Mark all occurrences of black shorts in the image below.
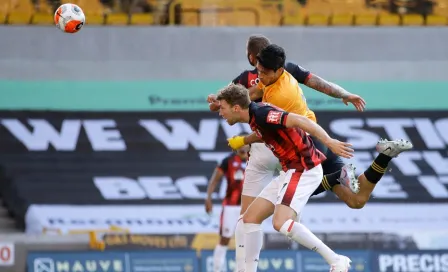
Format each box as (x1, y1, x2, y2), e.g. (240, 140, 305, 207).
(310, 136, 345, 175)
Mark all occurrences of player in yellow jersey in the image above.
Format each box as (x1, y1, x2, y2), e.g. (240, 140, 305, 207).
(226, 44, 413, 272)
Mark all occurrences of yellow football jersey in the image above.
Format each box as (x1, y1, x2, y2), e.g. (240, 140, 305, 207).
(258, 71, 316, 122)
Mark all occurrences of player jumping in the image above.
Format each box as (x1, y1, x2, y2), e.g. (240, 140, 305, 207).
(205, 144, 250, 272)
(208, 40, 413, 271)
(216, 83, 355, 272)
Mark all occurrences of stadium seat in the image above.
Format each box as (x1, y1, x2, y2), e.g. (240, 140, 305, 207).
(130, 13, 154, 25)
(302, 1, 330, 26)
(402, 14, 424, 26)
(105, 13, 129, 25)
(32, 13, 53, 25)
(280, 0, 304, 25)
(7, 0, 33, 24)
(378, 13, 400, 25)
(61, 0, 106, 24)
(426, 0, 448, 25)
(0, 2, 7, 24)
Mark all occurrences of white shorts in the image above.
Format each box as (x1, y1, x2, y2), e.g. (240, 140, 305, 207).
(258, 165, 323, 214)
(242, 143, 281, 197)
(219, 205, 241, 238)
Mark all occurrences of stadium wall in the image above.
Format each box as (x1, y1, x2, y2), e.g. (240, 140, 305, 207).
(0, 26, 447, 81)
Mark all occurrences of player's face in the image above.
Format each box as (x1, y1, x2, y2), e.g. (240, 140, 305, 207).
(246, 51, 255, 67)
(218, 100, 239, 125)
(256, 62, 277, 86)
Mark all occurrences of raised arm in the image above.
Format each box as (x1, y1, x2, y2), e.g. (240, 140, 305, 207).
(284, 113, 354, 158)
(285, 62, 366, 112)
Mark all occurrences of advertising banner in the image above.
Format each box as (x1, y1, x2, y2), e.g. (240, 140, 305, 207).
(27, 250, 199, 272)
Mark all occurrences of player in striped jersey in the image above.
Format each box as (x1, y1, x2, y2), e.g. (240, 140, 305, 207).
(216, 84, 354, 272)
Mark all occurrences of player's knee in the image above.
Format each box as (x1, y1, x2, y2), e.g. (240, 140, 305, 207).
(272, 218, 286, 232)
(347, 198, 367, 209)
(242, 212, 257, 224)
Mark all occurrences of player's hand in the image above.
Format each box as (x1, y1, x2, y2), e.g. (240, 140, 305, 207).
(227, 136, 245, 150)
(342, 94, 366, 112)
(205, 198, 213, 214)
(207, 94, 220, 112)
(326, 139, 354, 159)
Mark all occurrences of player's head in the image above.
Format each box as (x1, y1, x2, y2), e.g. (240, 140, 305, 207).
(256, 44, 286, 86)
(246, 35, 271, 67)
(216, 84, 251, 125)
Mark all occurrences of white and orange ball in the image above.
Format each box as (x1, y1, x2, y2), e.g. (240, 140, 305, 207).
(54, 3, 85, 34)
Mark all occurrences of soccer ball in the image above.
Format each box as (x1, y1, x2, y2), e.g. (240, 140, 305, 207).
(54, 3, 85, 34)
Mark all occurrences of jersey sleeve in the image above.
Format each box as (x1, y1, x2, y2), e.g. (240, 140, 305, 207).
(218, 156, 230, 173)
(254, 106, 289, 130)
(285, 62, 312, 84)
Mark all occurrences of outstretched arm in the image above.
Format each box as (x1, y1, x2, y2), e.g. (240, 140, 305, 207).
(284, 113, 354, 158)
(285, 62, 366, 111)
(305, 74, 366, 112)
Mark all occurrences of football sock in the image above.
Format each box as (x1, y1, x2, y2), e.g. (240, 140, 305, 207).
(213, 244, 228, 272)
(244, 223, 263, 272)
(364, 153, 391, 184)
(280, 219, 338, 265)
(235, 215, 245, 272)
(312, 170, 342, 195)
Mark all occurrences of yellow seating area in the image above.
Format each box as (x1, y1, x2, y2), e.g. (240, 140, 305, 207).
(168, 0, 448, 26)
(1, 0, 447, 26)
(0, 0, 154, 25)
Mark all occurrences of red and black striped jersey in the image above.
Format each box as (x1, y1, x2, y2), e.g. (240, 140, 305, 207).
(248, 102, 326, 172)
(218, 153, 247, 205)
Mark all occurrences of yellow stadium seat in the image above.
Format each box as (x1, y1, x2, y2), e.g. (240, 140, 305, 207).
(7, 0, 33, 24)
(402, 14, 424, 26)
(426, 0, 448, 26)
(378, 13, 400, 25)
(0, 12, 6, 24)
(85, 14, 105, 25)
(7, 12, 31, 24)
(305, 14, 329, 26)
(32, 12, 53, 25)
(426, 14, 447, 25)
(282, 15, 304, 25)
(354, 12, 378, 26)
(105, 13, 129, 25)
(130, 13, 154, 25)
(331, 14, 354, 26)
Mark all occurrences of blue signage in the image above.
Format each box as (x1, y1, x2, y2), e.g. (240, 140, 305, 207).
(27, 250, 199, 272)
(200, 250, 299, 272)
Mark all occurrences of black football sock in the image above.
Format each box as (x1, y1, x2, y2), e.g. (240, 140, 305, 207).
(311, 170, 342, 195)
(363, 153, 392, 184)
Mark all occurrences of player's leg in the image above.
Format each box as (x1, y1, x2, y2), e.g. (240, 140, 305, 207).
(214, 207, 231, 272)
(213, 205, 241, 272)
(242, 173, 281, 272)
(334, 138, 413, 208)
(235, 143, 279, 272)
(310, 136, 359, 195)
(271, 166, 351, 272)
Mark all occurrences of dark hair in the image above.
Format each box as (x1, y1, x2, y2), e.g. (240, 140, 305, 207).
(216, 84, 251, 109)
(256, 44, 286, 71)
(247, 35, 271, 56)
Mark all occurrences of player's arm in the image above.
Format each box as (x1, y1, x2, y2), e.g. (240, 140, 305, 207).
(227, 132, 261, 150)
(249, 85, 263, 101)
(283, 112, 354, 158)
(244, 132, 263, 144)
(286, 62, 366, 111)
(205, 165, 225, 214)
